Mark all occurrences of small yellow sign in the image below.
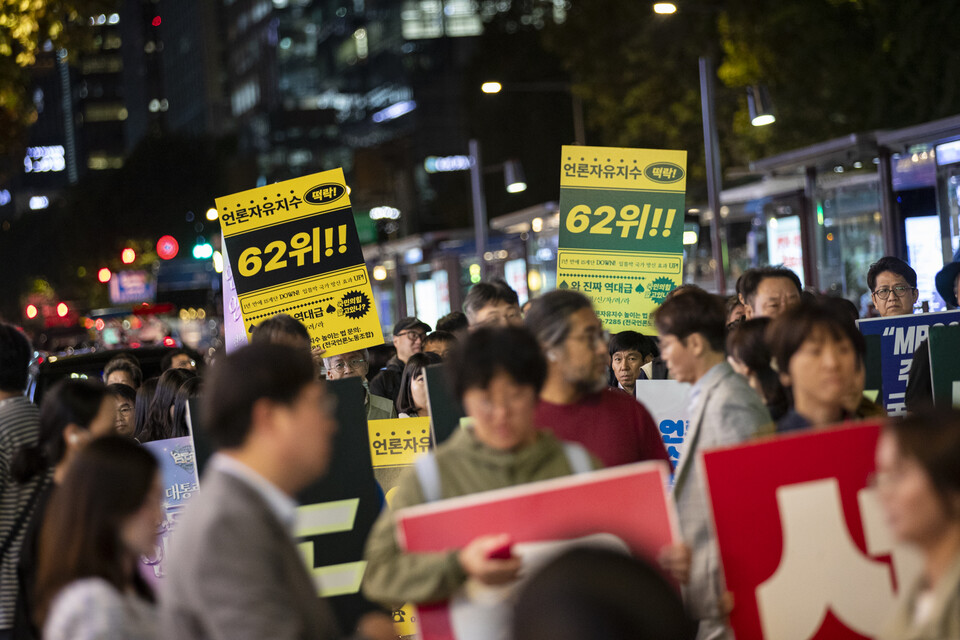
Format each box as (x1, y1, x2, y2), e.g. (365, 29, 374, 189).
(367, 417, 432, 469)
(216, 168, 383, 355)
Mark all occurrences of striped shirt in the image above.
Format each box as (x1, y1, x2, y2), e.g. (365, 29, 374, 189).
(0, 395, 41, 630)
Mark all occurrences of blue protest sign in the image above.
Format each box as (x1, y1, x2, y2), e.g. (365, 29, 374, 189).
(857, 310, 960, 415)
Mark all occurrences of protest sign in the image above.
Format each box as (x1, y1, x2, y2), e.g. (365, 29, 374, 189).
(702, 422, 923, 640)
(424, 363, 464, 445)
(857, 309, 960, 415)
(215, 168, 382, 356)
(220, 238, 248, 353)
(635, 380, 690, 468)
(397, 461, 678, 640)
(367, 416, 433, 638)
(140, 436, 200, 587)
(929, 323, 960, 407)
(556, 146, 687, 333)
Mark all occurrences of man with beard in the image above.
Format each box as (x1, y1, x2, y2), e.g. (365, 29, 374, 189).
(525, 291, 669, 468)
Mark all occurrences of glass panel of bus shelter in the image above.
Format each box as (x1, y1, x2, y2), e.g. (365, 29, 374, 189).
(815, 176, 884, 313)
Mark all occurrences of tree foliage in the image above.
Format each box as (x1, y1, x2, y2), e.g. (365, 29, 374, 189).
(544, 0, 960, 193)
(0, 0, 118, 157)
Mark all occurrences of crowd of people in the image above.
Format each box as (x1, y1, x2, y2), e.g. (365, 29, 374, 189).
(0, 257, 958, 640)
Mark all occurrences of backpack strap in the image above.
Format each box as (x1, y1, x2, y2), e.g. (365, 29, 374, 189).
(414, 453, 443, 503)
(562, 442, 593, 475)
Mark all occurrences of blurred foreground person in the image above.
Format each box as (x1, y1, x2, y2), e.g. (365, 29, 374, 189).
(323, 350, 396, 420)
(526, 291, 669, 468)
(362, 327, 598, 610)
(35, 436, 161, 640)
(876, 409, 960, 640)
(653, 288, 772, 640)
(512, 547, 696, 640)
(767, 299, 862, 432)
(12, 380, 116, 640)
(0, 324, 39, 640)
(161, 343, 393, 640)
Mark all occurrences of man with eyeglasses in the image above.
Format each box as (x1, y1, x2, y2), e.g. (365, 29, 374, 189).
(369, 317, 431, 404)
(525, 290, 669, 469)
(867, 257, 919, 318)
(323, 350, 397, 420)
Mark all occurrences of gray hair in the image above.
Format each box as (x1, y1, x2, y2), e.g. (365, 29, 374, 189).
(523, 290, 593, 349)
(322, 348, 370, 369)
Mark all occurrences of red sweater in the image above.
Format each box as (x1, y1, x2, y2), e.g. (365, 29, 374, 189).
(535, 387, 671, 469)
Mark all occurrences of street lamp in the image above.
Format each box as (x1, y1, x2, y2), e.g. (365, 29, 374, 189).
(653, 3, 677, 14)
(747, 85, 776, 126)
(469, 139, 528, 278)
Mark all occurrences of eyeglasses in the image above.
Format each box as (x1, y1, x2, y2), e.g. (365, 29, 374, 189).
(330, 358, 367, 372)
(397, 331, 426, 343)
(873, 285, 915, 300)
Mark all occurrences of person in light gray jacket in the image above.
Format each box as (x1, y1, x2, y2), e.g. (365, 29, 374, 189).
(653, 289, 773, 640)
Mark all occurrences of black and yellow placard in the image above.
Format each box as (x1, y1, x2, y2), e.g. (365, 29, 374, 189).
(557, 146, 687, 334)
(216, 169, 383, 355)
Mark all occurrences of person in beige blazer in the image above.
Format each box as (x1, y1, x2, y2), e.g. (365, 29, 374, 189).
(653, 289, 773, 640)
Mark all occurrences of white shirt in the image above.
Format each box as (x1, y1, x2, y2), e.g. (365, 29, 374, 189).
(208, 454, 298, 536)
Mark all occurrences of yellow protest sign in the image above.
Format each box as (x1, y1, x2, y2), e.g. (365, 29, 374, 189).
(557, 146, 687, 334)
(216, 169, 382, 355)
(367, 416, 432, 639)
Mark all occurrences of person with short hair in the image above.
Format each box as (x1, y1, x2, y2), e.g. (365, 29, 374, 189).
(737, 266, 802, 319)
(362, 327, 599, 610)
(876, 408, 960, 640)
(103, 356, 142, 389)
(463, 280, 523, 329)
(868, 256, 919, 318)
(369, 317, 431, 403)
(607, 331, 657, 396)
(323, 350, 396, 420)
(251, 314, 311, 350)
(161, 343, 393, 640)
(653, 288, 772, 639)
(161, 349, 197, 372)
(106, 383, 137, 438)
(35, 436, 161, 640)
(512, 547, 697, 640)
(423, 331, 457, 360)
(435, 311, 469, 341)
(525, 291, 669, 468)
(0, 324, 41, 639)
(767, 298, 863, 431)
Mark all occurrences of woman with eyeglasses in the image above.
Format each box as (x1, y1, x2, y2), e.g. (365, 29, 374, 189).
(876, 408, 960, 640)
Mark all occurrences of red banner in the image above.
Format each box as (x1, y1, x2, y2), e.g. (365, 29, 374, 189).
(397, 461, 678, 640)
(702, 421, 922, 640)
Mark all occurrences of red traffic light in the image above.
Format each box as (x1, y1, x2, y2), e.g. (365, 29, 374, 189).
(98, 267, 112, 283)
(25, 304, 38, 319)
(157, 235, 179, 260)
(151, 15, 161, 26)
(121, 248, 136, 264)
(56, 302, 69, 318)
